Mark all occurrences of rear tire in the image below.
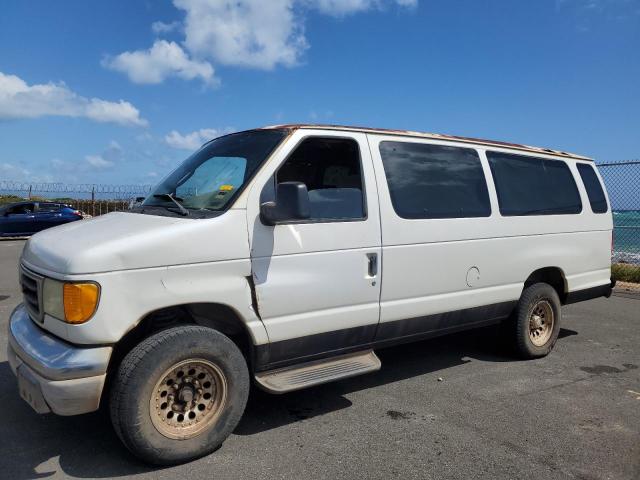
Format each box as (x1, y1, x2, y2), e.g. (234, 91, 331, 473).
(109, 326, 249, 465)
(509, 282, 561, 359)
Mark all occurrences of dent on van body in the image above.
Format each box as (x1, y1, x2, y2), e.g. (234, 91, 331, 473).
(25, 209, 270, 346)
(245, 129, 383, 359)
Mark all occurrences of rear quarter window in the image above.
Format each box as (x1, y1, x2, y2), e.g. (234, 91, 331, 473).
(37, 203, 62, 212)
(487, 152, 582, 216)
(576, 163, 608, 213)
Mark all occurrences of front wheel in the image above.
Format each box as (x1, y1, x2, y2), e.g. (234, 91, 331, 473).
(509, 282, 562, 359)
(109, 326, 249, 465)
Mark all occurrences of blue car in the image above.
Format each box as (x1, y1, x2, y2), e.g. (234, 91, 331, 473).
(0, 201, 83, 237)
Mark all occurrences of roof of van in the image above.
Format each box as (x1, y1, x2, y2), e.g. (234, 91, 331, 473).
(261, 124, 592, 161)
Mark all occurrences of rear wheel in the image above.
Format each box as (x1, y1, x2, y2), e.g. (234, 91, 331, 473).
(110, 326, 249, 465)
(510, 282, 561, 359)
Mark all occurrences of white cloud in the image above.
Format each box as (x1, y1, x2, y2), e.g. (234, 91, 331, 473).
(50, 141, 124, 174)
(107, 0, 417, 83)
(395, 0, 417, 7)
(85, 154, 115, 169)
(174, 0, 416, 69)
(0, 71, 147, 127)
(151, 20, 181, 34)
(102, 40, 217, 86)
(0, 162, 30, 181)
(175, 0, 306, 70)
(165, 127, 233, 150)
(309, 0, 417, 16)
(84, 140, 125, 169)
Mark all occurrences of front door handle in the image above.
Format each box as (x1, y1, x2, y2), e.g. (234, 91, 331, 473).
(367, 253, 378, 277)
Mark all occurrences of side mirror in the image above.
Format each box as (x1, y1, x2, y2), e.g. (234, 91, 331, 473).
(260, 181, 310, 226)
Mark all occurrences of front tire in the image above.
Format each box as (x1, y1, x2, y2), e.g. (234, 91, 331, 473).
(109, 326, 249, 465)
(510, 282, 562, 359)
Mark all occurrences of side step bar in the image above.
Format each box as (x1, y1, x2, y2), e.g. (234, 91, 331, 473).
(255, 350, 381, 394)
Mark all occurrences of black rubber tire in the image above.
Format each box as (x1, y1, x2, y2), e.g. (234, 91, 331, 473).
(109, 326, 249, 465)
(511, 282, 562, 359)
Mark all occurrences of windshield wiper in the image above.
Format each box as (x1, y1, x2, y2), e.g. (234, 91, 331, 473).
(152, 193, 189, 216)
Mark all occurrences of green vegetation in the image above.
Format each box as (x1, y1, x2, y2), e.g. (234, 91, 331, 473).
(0, 194, 27, 205)
(612, 263, 640, 284)
(0, 195, 86, 206)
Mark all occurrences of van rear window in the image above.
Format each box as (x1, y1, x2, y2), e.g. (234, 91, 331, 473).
(576, 163, 608, 213)
(379, 141, 491, 219)
(487, 152, 582, 216)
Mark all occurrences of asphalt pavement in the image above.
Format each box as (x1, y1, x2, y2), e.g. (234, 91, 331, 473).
(0, 239, 638, 479)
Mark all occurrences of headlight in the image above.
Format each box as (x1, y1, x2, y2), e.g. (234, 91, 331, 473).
(43, 278, 100, 324)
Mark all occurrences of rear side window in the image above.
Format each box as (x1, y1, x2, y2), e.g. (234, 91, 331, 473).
(379, 141, 491, 219)
(37, 203, 62, 212)
(576, 163, 608, 213)
(487, 152, 582, 216)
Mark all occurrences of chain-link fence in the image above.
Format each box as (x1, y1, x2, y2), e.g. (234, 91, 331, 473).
(598, 161, 640, 284)
(0, 181, 151, 217)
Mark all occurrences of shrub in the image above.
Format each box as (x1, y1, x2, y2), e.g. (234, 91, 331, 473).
(612, 263, 640, 284)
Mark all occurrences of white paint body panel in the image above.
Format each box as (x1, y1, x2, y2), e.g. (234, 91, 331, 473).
(367, 134, 612, 327)
(246, 130, 382, 342)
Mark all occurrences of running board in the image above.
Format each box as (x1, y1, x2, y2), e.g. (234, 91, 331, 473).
(255, 350, 381, 394)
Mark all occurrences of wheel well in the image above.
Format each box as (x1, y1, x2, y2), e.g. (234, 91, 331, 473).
(109, 303, 255, 375)
(524, 267, 567, 303)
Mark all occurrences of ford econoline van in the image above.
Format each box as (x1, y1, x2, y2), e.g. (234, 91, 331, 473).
(7, 125, 614, 464)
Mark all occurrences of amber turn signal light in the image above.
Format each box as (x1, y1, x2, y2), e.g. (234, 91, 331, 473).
(63, 283, 100, 324)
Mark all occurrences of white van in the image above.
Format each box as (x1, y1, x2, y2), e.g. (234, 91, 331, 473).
(8, 125, 614, 464)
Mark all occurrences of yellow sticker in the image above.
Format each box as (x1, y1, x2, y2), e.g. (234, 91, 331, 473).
(219, 185, 234, 191)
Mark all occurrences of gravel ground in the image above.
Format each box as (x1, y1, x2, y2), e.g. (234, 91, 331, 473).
(0, 240, 638, 479)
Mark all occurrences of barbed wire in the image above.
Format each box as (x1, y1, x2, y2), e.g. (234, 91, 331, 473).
(0, 181, 152, 195)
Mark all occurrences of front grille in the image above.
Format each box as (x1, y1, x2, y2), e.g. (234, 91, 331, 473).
(20, 266, 44, 323)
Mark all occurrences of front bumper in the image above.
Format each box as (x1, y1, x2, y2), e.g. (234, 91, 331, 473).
(7, 304, 112, 416)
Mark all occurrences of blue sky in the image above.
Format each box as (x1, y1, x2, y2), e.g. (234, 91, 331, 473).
(1, 0, 639, 186)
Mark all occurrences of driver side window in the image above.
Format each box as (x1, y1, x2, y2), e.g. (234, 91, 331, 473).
(262, 137, 366, 221)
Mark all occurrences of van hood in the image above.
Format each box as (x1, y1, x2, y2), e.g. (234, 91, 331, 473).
(21, 211, 250, 275)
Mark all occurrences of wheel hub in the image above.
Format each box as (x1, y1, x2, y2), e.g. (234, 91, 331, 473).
(178, 384, 195, 403)
(149, 359, 227, 440)
(528, 300, 554, 347)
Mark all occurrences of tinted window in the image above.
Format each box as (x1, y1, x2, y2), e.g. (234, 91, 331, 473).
(38, 203, 63, 213)
(267, 137, 365, 221)
(379, 141, 491, 219)
(577, 163, 608, 213)
(487, 152, 582, 216)
(6, 203, 35, 214)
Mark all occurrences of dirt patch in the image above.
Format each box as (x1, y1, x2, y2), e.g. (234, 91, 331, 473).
(386, 410, 415, 420)
(615, 281, 640, 292)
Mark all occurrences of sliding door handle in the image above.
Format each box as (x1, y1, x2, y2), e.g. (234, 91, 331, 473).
(367, 253, 378, 277)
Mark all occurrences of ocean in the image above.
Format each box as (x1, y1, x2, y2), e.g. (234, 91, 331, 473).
(613, 210, 640, 264)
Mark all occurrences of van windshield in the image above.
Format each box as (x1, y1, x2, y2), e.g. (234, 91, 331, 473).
(143, 129, 287, 214)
